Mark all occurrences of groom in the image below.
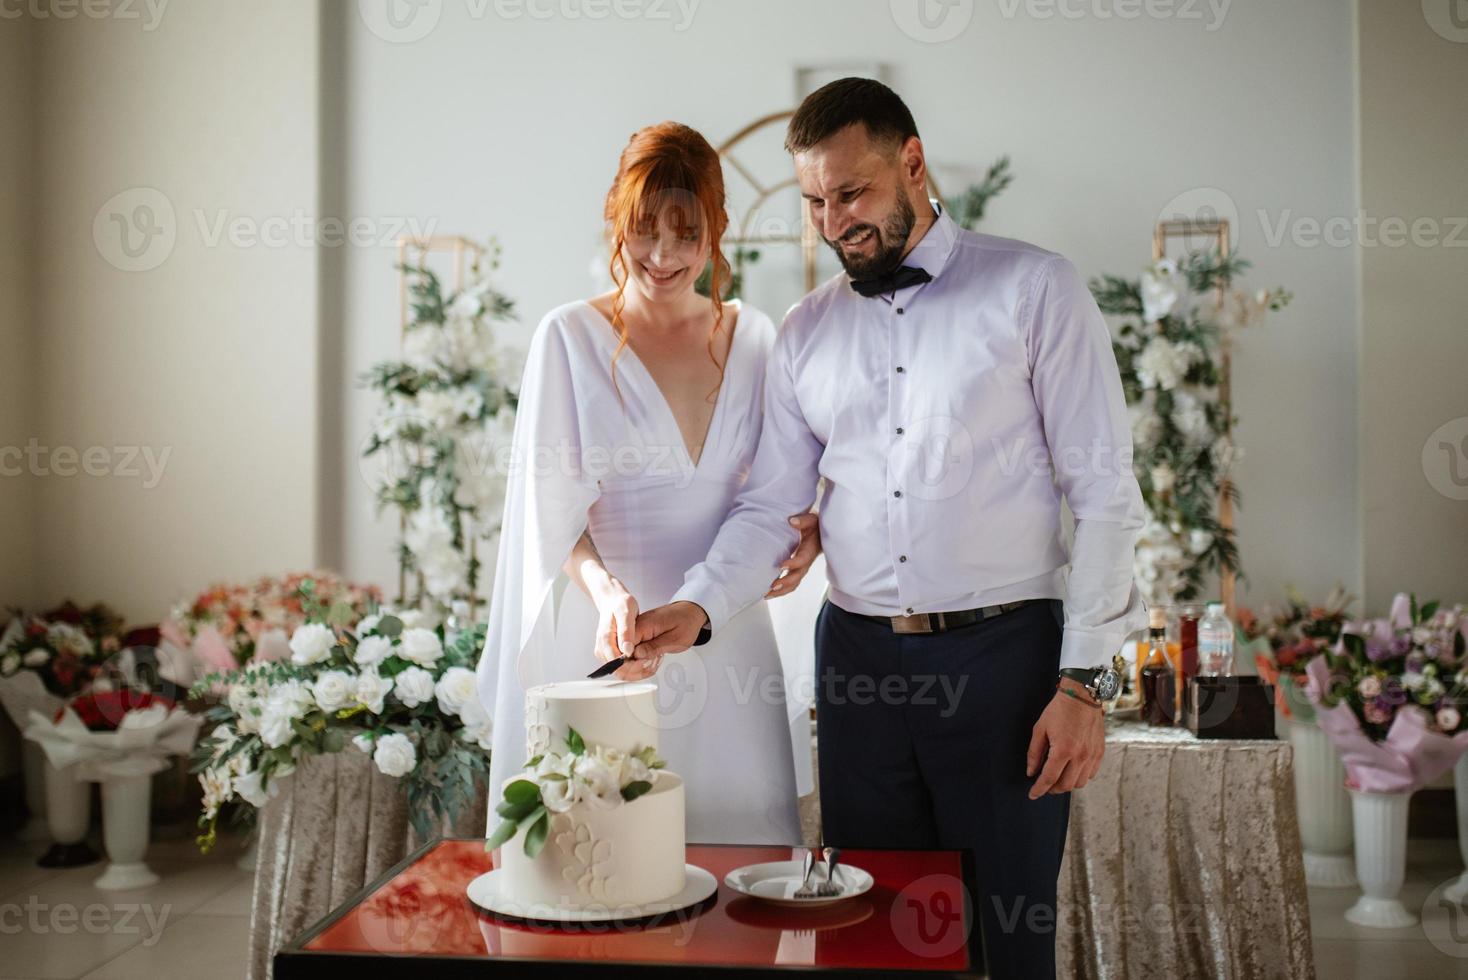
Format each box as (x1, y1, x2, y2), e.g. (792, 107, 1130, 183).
(635, 78, 1146, 979)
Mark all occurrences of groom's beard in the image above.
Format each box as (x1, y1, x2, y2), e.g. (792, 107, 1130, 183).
(824, 192, 917, 280)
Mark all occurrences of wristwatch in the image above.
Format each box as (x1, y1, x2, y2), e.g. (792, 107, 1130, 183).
(1059, 654, 1127, 702)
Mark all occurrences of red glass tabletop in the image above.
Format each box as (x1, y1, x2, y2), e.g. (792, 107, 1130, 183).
(278, 838, 979, 978)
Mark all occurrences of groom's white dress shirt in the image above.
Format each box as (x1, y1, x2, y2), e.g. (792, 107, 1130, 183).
(672, 203, 1148, 670)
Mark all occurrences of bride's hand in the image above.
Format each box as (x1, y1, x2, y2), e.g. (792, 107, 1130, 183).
(592, 582, 659, 681)
(765, 511, 822, 599)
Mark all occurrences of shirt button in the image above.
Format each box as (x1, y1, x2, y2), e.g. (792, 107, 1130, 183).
(906, 607, 914, 615)
(896, 307, 905, 315)
(899, 555, 908, 563)
(895, 427, 905, 436)
(892, 490, 902, 498)
(895, 366, 905, 373)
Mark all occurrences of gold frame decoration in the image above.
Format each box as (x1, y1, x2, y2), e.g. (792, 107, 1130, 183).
(1151, 218, 1237, 617)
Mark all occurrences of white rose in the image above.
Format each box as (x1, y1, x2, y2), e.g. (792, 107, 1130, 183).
(573, 752, 623, 810)
(257, 704, 296, 749)
(352, 732, 374, 754)
(355, 614, 382, 637)
(0, 652, 18, 675)
(373, 732, 417, 778)
(1136, 336, 1191, 391)
(1187, 528, 1214, 555)
(1150, 464, 1177, 494)
(435, 666, 478, 716)
(234, 768, 278, 808)
(289, 623, 336, 665)
(394, 667, 436, 708)
(310, 670, 356, 713)
(354, 634, 394, 668)
(399, 628, 443, 668)
(23, 649, 49, 668)
(355, 669, 394, 714)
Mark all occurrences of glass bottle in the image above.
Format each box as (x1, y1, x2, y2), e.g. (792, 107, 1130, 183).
(1198, 602, 1235, 677)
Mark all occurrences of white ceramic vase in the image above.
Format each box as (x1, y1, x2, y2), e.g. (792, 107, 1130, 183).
(1286, 718, 1356, 887)
(42, 758, 90, 846)
(1442, 753, 1468, 902)
(1345, 788, 1416, 928)
(21, 742, 51, 841)
(94, 773, 160, 890)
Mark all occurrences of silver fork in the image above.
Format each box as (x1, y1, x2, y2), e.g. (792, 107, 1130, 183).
(792, 849, 819, 899)
(816, 846, 844, 897)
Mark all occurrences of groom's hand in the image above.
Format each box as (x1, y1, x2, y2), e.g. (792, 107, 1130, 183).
(632, 601, 708, 660)
(1025, 678, 1106, 799)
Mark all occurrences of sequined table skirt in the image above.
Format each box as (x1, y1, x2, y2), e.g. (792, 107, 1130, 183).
(1057, 720, 1314, 979)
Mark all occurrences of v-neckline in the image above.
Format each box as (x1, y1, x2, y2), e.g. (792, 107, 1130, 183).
(577, 298, 742, 474)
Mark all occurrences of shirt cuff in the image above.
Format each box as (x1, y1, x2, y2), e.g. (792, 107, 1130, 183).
(670, 577, 734, 636)
(1058, 627, 1140, 672)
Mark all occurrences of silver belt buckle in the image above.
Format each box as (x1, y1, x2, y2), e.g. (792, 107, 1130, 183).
(891, 612, 934, 634)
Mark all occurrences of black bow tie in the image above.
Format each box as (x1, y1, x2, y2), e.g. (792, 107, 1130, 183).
(849, 265, 933, 298)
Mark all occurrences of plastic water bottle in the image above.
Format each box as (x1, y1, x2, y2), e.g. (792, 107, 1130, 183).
(1197, 602, 1234, 676)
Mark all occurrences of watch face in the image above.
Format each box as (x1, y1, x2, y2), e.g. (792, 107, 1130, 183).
(1093, 669, 1122, 701)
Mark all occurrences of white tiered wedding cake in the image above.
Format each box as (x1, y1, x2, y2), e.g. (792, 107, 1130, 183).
(490, 680, 687, 911)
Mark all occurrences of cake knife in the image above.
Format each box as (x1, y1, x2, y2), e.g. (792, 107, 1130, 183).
(586, 624, 713, 678)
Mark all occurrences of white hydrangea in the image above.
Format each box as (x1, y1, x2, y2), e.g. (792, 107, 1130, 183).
(1135, 336, 1191, 391)
(1170, 389, 1213, 446)
(1140, 258, 1182, 324)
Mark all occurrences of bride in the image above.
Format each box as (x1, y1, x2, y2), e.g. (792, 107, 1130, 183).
(476, 122, 821, 845)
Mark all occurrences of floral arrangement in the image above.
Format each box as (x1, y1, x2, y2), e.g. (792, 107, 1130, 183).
(361, 245, 520, 611)
(65, 689, 176, 732)
(162, 571, 381, 673)
(486, 727, 666, 857)
(190, 583, 491, 849)
(0, 605, 121, 698)
(1090, 251, 1291, 605)
(1242, 584, 1355, 679)
(1303, 593, 1468, 793)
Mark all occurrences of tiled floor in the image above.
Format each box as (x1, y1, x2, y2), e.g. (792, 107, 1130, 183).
(4, 829, 1468, 977)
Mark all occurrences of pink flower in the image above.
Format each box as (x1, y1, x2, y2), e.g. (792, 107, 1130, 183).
(1358, 676, 1382, 698)
(1363, 701, 1393, 725)
(1438, 707, 1462, 732)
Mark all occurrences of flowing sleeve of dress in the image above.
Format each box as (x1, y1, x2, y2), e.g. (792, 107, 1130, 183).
(476, 312, 601, 795)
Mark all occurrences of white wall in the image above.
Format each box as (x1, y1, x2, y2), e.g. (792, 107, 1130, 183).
(1357, 0, 1468, 610)
(326, 0, 1363, 612)
(19, 0, 1459, 627)
(25, 1, 321, 618)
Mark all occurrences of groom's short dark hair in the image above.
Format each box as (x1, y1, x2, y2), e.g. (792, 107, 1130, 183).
(785, 77, 919, 156)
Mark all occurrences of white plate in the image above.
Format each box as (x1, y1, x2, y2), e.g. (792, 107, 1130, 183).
(466, 864, 717, 924)
(723, 860, 874, 909)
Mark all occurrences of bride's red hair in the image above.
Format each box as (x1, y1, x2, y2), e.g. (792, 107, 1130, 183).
(604, 122, 731, 402)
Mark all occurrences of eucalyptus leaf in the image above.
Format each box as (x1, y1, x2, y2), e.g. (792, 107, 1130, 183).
(503, 779, 541, 806)
(620, 780, 653, 802)
(523, 809, 550, 858)
(485, 817, 519, 851)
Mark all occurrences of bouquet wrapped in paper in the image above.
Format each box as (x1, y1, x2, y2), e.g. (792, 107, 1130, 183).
(1304, 593, 1468, 792)
(1244, 584, 1354, 720)
(25, 691, 203, 780)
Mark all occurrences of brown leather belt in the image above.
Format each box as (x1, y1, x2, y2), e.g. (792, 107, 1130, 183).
(853, 599, 1040, 635)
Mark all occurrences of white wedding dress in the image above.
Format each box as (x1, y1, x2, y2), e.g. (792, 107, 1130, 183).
(476, 298, 813, 846)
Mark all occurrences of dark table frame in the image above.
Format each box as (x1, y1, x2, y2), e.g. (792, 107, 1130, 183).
(275, 838, 986, 979)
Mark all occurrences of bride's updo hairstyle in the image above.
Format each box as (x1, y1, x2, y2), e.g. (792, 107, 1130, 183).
(603, 122, 731, 402)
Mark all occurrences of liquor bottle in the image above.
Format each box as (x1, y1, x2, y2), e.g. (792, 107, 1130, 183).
(1177, 603, 1202, 717)
(1141, 608, 1173, 726)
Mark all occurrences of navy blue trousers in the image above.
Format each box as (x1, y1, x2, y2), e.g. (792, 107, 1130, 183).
(815, 598, 1070, 980)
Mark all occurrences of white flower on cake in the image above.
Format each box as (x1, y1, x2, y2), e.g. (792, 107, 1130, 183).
(373, 732, 417, 777)
(394, 666, 436, 708)
(289, 623, 336, 665)
(486, 725, 667, 858)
